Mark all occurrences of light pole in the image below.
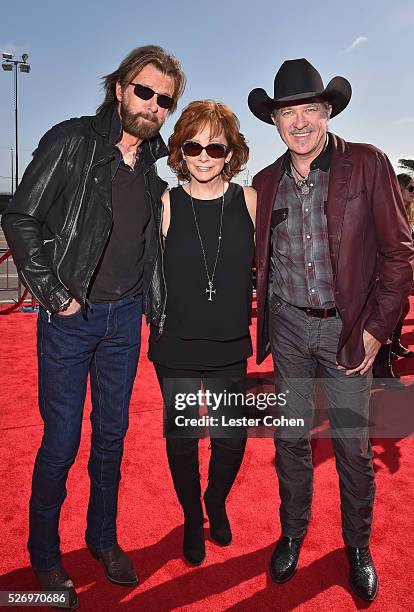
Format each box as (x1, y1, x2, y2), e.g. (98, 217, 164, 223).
(2, 52, 31, 194)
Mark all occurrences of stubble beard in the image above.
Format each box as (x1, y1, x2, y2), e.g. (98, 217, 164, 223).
(120, 99, 163, 141)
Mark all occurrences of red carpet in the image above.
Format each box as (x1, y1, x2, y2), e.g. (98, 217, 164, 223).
(1, 300, 414, 611)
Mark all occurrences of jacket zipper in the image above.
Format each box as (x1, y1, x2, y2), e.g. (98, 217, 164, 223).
(55, 141, 97, 293)
(81, 221, 111, 305)
(158, 195, 167, 335)
(144, 171, 167, 335)
(143, 168, 156, 307)
(80, 153, 119, 304)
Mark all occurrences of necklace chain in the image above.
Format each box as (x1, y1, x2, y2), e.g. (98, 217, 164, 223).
(290, 160, 308, 180)
(290, 161, 310, 196)
(189, 184, 225, 301)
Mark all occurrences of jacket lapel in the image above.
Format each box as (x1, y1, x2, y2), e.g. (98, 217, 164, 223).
(256, 159, 283, 272)
(326, 134, 353, 280)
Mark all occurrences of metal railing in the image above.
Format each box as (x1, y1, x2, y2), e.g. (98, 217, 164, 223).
(0, 248, 17, 292)
(0, 247, 35, 313)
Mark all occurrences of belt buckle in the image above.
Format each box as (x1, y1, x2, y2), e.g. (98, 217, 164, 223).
(305, 307, 312, 317)
(323, 309, 328, 319)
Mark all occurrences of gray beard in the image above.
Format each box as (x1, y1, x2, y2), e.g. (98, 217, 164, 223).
(120, 101, 162, 140)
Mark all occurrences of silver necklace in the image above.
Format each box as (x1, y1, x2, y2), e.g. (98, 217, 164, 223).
(291, 161, 309, 195)
(189, 184, 225, 301)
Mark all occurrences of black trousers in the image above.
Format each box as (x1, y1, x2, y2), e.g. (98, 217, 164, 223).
(153, 361, 247, 524)
(268, 295, 375, 548)
(154, 361, 248, 450)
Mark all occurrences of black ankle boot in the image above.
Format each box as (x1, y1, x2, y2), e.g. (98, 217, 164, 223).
(204, 440, 246, 546)
(183, 520, 205, 565)
(347, 546, 378, 601)
(391, 321, 414, 358)
(372, 344, 404, 390)
(166, 443, 205, 565)
(269, 536, 304, 583)
(204, 489, 232, 546)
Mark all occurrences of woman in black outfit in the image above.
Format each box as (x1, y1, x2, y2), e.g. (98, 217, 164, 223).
(148, 100, 256, 565)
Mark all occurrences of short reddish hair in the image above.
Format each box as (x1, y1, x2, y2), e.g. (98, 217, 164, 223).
(168, 100, 249, 181)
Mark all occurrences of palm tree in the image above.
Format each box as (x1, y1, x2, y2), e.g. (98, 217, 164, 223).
(398, 158, 414, 173)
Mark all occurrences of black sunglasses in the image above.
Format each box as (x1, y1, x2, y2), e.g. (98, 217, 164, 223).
(407, 186, 414, 193)
(182, 141, 228, 159)
(130, 83, 173, 110)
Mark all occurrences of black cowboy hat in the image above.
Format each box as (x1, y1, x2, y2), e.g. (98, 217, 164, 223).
(248, 58, 352, 124)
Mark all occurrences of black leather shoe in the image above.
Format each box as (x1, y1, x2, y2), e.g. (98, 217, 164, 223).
(183, 521, 205, 565)
(35, 567, 79, 609)
(269, 536, 303, 583)
(372, 376, 405, 390)
(88, 544, 138, 586)
(347, 546, 378, 601)
(204, 494, 232, 546)
(391, 343, 414, 358)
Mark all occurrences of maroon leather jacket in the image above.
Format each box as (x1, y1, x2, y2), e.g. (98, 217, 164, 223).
(253, 133, 414, 368)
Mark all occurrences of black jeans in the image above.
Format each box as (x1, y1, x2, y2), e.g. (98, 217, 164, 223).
(268, 294, 375, 548)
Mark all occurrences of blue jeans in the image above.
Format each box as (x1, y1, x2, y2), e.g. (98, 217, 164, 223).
(28, 295, 142, 571)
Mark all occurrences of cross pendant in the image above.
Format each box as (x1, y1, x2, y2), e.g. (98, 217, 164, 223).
(206, 281, 216, 301)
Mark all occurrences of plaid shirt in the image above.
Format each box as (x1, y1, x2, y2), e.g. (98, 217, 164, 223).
(270, 138, 335, 308)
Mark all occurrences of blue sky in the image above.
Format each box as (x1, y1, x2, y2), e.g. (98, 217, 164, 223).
(1, 0, 413, 193)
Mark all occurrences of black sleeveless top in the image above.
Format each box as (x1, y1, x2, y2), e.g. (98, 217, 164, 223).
(148, 182, 254, 368)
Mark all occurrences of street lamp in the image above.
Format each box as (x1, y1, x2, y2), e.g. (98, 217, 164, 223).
(2, 51, 31, 194)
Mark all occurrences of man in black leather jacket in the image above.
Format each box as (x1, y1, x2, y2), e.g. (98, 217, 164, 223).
(2, 45, 185, 608)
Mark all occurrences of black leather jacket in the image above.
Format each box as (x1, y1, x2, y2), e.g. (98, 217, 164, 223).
(1, 104, 167, 325)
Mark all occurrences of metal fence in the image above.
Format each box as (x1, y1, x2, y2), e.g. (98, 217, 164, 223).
(0, 221, 31, 305)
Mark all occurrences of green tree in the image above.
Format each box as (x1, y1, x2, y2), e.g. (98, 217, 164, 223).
(398, 158, 414, 173)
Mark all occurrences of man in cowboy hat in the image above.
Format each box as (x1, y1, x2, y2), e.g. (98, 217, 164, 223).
(248, 58, 413, 601)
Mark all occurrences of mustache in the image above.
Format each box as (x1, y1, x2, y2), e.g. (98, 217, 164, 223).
(289, 128, 315, 135)
(132, 111, 159, 124)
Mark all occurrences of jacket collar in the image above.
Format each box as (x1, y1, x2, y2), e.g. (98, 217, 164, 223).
(253, 131, 352, 280)
(92, 103, 169, 168)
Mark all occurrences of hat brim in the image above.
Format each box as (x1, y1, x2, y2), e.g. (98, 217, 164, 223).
(248, 76, 352, 124)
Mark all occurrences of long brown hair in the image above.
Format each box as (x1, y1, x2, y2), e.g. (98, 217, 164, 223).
(97, 45, 186, 114)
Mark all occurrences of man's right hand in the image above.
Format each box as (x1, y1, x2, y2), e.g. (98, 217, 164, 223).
(56, 298, 81, 316)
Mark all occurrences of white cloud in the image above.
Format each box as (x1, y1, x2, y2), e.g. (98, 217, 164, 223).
(345, 36, 368, 53)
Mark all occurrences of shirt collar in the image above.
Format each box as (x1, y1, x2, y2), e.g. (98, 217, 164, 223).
(282, 132, 332, 176)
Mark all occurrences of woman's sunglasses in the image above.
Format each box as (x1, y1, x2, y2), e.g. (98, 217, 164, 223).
(130, 83, 173, 110)
(407, 186, 414, 193)
(181, 141, 228, 159)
